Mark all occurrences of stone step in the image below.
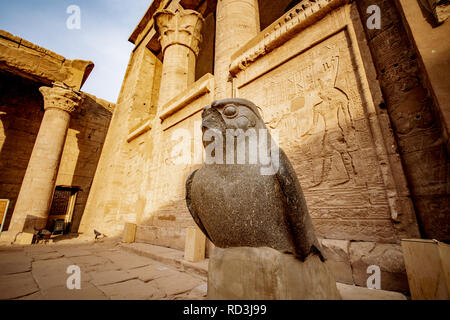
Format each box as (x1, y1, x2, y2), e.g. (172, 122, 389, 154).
(336, 283, 407, 300)
(119, 242, 208, 279)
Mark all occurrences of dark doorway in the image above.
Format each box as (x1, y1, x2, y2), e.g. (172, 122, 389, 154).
(48, 186, 78, 233)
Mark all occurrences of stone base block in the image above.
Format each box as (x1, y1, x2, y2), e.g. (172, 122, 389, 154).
(122, 223, 137, 243)
(0, 231, 15, 245)
(208, 247, 341, 300)
(15, 232, 34, 245)
(0, 231, 34, 245)
(184, 226, 206, 262)
(402, 239, 450, 300)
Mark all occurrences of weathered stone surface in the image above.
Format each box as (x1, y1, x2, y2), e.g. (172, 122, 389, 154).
(155, 7, 204, 106)
(320, 239, 353, 285)
(55, 247, 92, 258)
(68, 255, 110, 268)
(99, 279, 165, 300)
(336, 283, 407, 300)
(401, 239, 450, 300)
(7, 84, 82, 234)
(29, 252, 64, 261)
(349, 242, 409, 293)
(208, 247, 341, 300)
(31, 257, 76, 290)
(0, 29, 93, 90)
(0, 272, 39, 299)
(89, 270, 137, 286)
(152, 272, 204, 297)
(0, 253, 32, 275)
(41, 282, 107, 300)
(127, 264, 179, 282)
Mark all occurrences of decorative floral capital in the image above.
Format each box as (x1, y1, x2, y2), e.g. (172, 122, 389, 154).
(154, 7, 205, 57)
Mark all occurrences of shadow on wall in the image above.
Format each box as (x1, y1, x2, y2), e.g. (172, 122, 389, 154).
(0, 72, 45, 231)
(0, 70, 113, 234)
(66, 93, 113, 233)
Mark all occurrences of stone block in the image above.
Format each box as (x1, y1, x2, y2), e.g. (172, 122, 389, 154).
(320, 239, 354, 285)
(15, 232, 34, 245)
(349, 242, 409, 293)
(208, 247, 341, 300)
(122, 222, 137, 243)
(401, 239, 450, 300)
(336, 283, 407, 300)
(184, 226, 206, 262)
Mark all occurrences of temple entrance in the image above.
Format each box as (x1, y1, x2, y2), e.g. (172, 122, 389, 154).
(47, 186, 78, 234)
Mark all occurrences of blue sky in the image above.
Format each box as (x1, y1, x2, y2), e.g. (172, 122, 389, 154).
(0, 0, 152, 102)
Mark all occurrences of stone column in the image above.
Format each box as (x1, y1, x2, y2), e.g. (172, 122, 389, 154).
(155, 7, 204, 107)
(214, 0, 260, 99)
(8, 83, 82, 233)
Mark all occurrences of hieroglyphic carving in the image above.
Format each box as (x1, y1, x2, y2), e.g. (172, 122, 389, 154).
(229, 0, 350, 75)
(238, 30, 393, 232)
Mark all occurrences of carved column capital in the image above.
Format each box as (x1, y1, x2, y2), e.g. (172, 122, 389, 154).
(154, 8, 205, 57)
(39, 83, 83, 113)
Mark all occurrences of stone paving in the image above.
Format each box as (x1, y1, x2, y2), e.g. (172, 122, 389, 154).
(0, 240, 207, 300)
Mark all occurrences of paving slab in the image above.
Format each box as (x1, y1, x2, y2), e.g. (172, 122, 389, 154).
(16, 291, 45, 300)
(127, 264, 180, 282)
(41, 282, 107, 300)
(23, 245, 57, 254)
(90, 270, 137, 286)
(101, 252, 153, 270)
(98, 279, 166, 300)
(55, 248, 92, 258)
(151, 272, 204, 297)
(32, 257, 86, 290)
(83, 261, 122, 273)
(0, 253, 32, 275)
(28, 252, 64, 261)
(0, 272, 39, 299)
(120, 243, 208, 277)
(68, 255, 110, 268)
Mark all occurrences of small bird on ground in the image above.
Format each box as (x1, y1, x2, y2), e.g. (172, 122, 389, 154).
(94, 229, 102, 240)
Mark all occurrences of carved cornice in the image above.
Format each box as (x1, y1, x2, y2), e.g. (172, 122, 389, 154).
(39, 83, 83, 113)
(154, 7, 205, 57)
(229, 0, 349, 75)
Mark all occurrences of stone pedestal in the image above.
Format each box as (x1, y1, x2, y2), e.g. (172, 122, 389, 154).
(154, 7, 204, 106)
(208, 247, 341, 300)
(8, 84, 82, 234)
(214, 0, 260, 99)
(402, 239, 450, 300)
(122, 223, 137, 243)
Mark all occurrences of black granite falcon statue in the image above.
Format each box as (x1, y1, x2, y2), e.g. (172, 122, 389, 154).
(186, 98, 323, 262)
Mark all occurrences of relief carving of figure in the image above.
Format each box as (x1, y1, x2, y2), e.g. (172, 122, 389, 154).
(299, 56, 358, 187)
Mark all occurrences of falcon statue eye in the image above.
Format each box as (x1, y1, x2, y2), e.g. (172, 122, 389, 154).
(223, 104, 238, 118)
